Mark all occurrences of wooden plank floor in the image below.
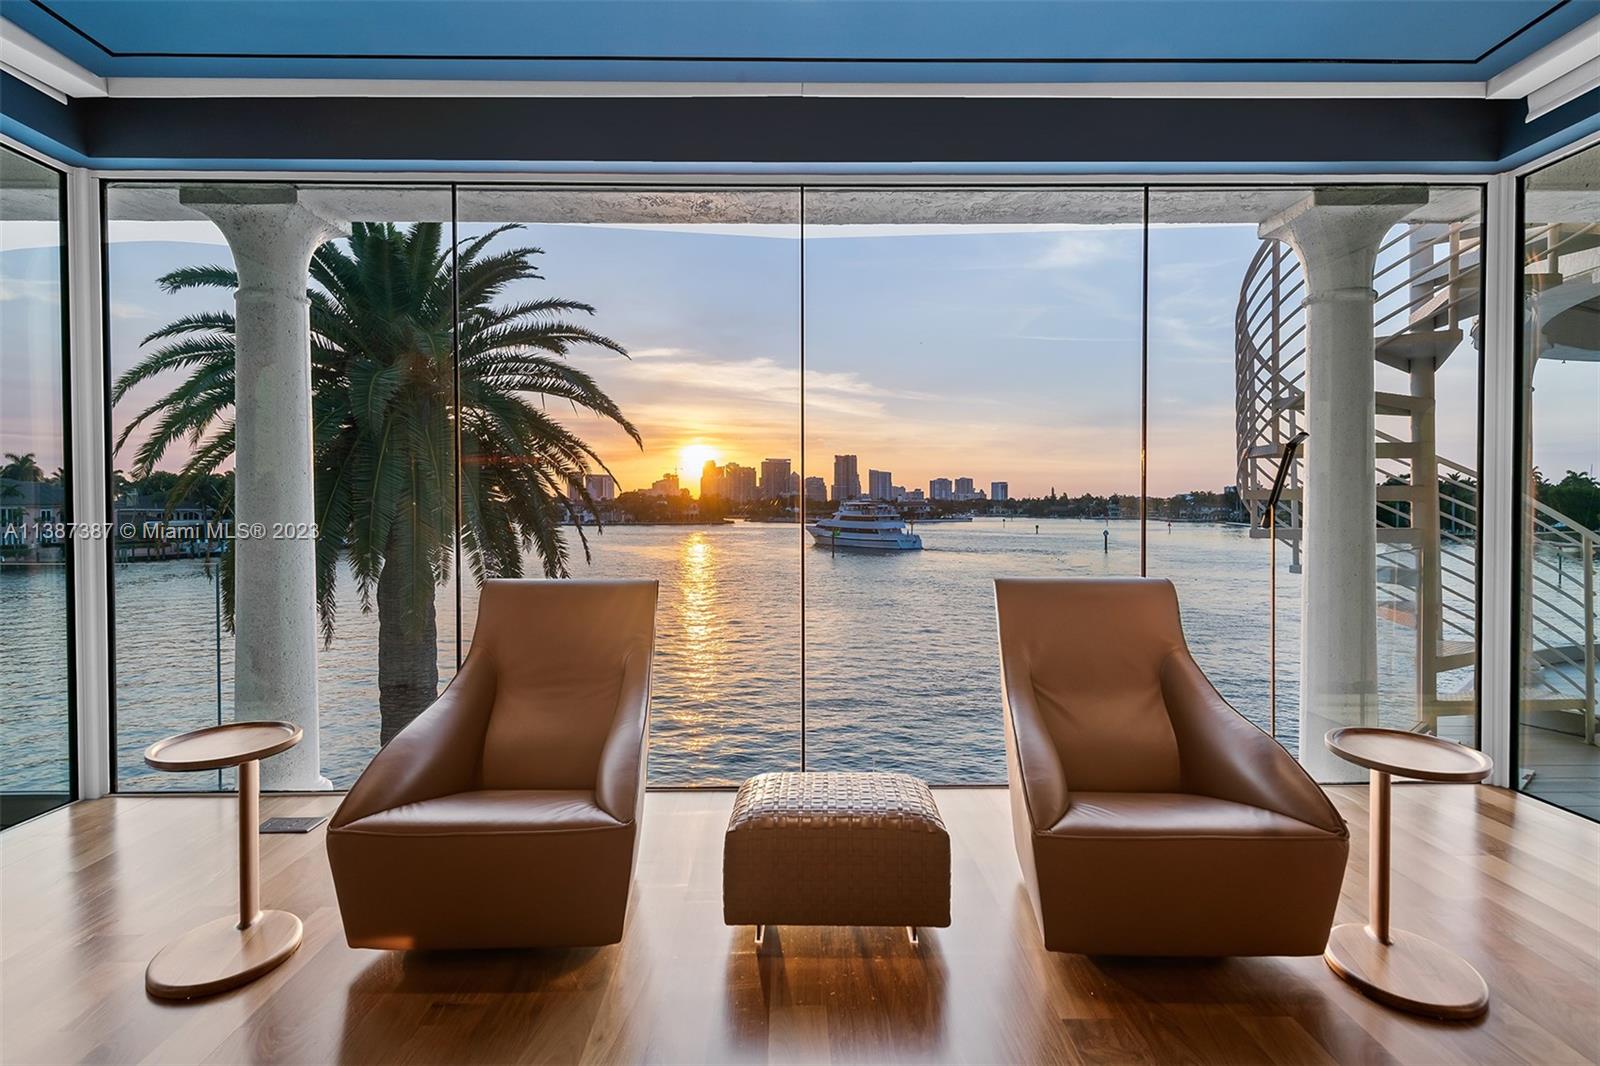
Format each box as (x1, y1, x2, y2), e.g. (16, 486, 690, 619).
(1, 786, 1596, 1065)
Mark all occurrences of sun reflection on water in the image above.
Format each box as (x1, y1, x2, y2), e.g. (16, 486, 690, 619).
(671, 531, 723, 754)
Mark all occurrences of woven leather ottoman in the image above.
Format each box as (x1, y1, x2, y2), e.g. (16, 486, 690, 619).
(723, 771, 951, 945)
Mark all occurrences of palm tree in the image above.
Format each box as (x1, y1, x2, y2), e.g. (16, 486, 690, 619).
(114, 222, 640, 742)
(1, 452, 43, 482)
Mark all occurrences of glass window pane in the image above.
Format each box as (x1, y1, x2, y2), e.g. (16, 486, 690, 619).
(800, 187, 1145, 781)
(0, 147, 71, 826)
(1519, 147, 1600, 819)
(106, 183, 456, 791)
(455, 186, 802, 785)
(1149, 186, 1482, 778)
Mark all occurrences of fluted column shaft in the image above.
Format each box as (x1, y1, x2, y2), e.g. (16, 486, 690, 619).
(181, 187, 346, 790)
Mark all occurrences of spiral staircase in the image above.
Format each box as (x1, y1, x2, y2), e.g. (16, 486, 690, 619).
(1234, 215, 1598, 744)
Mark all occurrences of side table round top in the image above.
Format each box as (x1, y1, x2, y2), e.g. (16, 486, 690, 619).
(1324, 727, 1492, 783)
(144, 721, 302, 772)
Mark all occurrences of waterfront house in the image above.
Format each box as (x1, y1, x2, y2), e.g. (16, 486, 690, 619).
(0, 478, 64, 561)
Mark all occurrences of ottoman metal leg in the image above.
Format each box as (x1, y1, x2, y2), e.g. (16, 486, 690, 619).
(754, 924, 766, 948)
(907, 926, 919, 947)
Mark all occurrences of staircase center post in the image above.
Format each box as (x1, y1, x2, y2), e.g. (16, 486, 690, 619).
(1261, 188, 1427, 782)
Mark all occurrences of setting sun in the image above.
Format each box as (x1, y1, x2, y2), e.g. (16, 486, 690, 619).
(676, 443, 720, 496)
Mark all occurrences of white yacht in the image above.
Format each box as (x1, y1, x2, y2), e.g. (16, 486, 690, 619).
(807, 499, 924, 551)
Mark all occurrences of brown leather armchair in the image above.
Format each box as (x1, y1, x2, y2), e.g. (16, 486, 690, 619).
(326, 578, 658, 950)
(995, 577, 1348, 957)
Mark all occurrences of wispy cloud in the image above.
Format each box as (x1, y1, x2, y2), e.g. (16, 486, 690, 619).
(110, 301, 154, 321)
(1034, 231, 1134, 271)
(0, 277, 60, 303)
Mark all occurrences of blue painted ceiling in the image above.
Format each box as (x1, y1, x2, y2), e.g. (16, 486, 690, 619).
(7, 0, 1597, 82)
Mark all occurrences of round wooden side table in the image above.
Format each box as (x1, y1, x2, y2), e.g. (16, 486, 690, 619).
(1323, 726, 1494, 1020)
(143, 721, 304, 1000)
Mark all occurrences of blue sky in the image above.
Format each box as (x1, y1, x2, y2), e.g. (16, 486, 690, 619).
(3, 203, 1584, 502)
(0, 233, 64, 476)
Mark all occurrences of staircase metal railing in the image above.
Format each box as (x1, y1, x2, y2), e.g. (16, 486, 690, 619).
(1235, 216, 1597, 744)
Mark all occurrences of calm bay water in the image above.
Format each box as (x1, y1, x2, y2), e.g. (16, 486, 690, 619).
(5, 518, 1453, 792)
(0, 563, 71, 792)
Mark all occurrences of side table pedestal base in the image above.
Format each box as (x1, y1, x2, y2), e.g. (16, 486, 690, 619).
(145, 909, 303, 1000)
(1324, 922, 1488, 1020)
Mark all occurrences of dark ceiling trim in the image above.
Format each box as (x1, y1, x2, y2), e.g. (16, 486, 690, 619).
(0, 71, 87, 156)
(75, 95, 1510, 165)
(27, 0, 1572, 66)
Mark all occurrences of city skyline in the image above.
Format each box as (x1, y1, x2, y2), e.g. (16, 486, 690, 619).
(646, 446, 1013, 504)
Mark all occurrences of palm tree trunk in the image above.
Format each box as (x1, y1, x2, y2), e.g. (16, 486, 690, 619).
(376, 536, 439, 746)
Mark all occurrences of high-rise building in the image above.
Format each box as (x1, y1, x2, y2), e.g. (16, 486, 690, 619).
(954, 477, 975, 499)
(991, 481, 1009, 502)
(650, 472, 681, 497)
(929, 478, 953, 501)
(700, 459, 725, 499)
(891, 484, 906, 499)
(868, 469, 893, 500)
(832, 454, 861, 501)
(724, 463, 758, 504)
(804, 476, 827, 502)
(585, 474, 616, 501)
(760, 458, 792, 498)
(788, 471, 801, 496)
(902, 488, 924, 502)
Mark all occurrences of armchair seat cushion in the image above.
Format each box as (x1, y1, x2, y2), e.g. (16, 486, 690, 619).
(1045, 793, 1338, 840)
(1030, 792, 1348, 957)
(337, 790, 621, 836)
(327, 809, 637, 950)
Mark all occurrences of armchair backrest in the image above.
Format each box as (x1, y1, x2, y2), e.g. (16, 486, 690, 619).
(995, 577, 1185, 792)
(473, 578, 658, 791)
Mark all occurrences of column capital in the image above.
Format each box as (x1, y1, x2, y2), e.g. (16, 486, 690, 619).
(1259, 187, 1428, 294)
(179, 186, 347, 295)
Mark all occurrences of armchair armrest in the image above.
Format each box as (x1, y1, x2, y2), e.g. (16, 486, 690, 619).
(329, 653, 497, 830)
(595, 646, 651, 823)
(1001, 661, 1070, 831)
(1160, 649, 1345, 835)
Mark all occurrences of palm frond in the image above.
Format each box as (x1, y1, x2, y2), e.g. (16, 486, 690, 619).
(156, 265, 237, 294)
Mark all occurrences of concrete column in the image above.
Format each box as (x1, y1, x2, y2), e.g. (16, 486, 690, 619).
(181, 188, 346, 790)
(1411, 356, 1442, 722)
(1261, 188, 1426, 781)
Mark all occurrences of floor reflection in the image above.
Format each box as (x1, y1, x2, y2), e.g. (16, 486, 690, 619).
(336, 947, 611, 1063)
(719, 925, 949, 1061)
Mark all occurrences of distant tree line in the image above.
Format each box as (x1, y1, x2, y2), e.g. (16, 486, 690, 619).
(1536, 470, 1600, 532)
(115, 468, 233, 515)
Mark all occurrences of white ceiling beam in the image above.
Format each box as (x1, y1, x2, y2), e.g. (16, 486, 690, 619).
(104, 77, 805, 98)
(103, 76, 1487, 100)
(1487, 12, 1600, 106)
(1525, 55, 1600, 120)
(0, 17, 107, 101)
(799, 81, 1484, 99)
